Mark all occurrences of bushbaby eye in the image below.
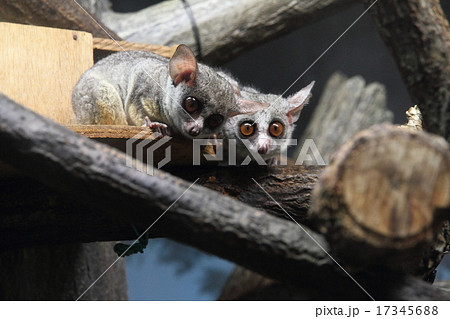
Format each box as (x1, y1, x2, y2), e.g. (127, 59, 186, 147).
(206, 114, 224, 129)
(183, 96, 201, 113)
(240, 121, 256, 137)
(269, 121, 284, 137)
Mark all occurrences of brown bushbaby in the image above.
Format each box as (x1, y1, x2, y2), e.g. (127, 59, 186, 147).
(72, 45, 237, 138)
(218, 72, 314, 166)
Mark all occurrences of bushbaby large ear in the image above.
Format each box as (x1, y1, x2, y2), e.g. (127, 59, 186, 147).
(286, 81, 315, 124)
(169, 44, 198, 87)
(231, 83, 242, 97)
(228, 98, 269, 117)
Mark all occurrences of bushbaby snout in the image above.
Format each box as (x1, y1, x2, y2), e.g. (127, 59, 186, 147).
(184, 120, 203, 137)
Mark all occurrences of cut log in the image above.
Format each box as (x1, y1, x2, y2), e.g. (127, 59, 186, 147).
(97, 0, 360, 64)
(364, 0, 450, 287)
(364, 0, 450, 142)
(310, 124, 450, 277)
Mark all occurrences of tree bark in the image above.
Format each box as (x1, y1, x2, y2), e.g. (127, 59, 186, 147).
(0, 242, 128, 300)
(166, 165, 322, 222)
(96, 0, 359, 64)
(0, 0, 120, 39)
(363, 0, 450, 289)
(295, 72, 393, 163)
(364, 0, 450, 142)
(0, 93, 342, 294)
(0, 0, 122, 297)
(310, 124, 450, 278)
(0, 166, 321, 248)
(0, 94, 449, 300)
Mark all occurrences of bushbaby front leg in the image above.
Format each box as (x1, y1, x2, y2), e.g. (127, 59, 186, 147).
(144, 116, 173, 136)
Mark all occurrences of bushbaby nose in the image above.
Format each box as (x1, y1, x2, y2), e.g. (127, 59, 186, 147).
(189, 126, 201, 136)
(258, 145, 269, 154)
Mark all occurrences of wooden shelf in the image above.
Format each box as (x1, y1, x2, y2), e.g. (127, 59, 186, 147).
(93, 38, 177, 60)
(69, 124, 154, 139)
(0, 23, 204, 176)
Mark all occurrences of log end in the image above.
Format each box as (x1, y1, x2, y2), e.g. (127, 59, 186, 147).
(310, 124, 450, 274)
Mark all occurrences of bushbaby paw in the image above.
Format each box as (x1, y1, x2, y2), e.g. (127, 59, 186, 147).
(144, 117, 173, 136)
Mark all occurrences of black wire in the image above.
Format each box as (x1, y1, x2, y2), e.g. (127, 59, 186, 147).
(181, 0, 202, 61)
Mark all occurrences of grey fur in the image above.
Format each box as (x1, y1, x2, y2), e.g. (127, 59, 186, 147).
(217, 73, 314, 165)
(72, 46, 237, 139)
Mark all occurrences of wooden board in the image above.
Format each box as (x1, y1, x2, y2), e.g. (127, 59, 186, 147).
(93, 37, 176, 58)
(0, 22, 93, 125)
(0, 23, 196, 176)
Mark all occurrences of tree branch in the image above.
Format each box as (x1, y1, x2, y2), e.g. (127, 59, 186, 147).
(0, 165, 322, 247)
(296, 72, 393, 163)
(0, 94, 448, 299)
(0, 0, 121, 39)
(166, 165, 322, 222)
(310, 124, 450, 278)
(364, 0, 450, 142)
(0, 93, 340, 291)
(97, 0, 360, 64)
(0, 241, 128, 300)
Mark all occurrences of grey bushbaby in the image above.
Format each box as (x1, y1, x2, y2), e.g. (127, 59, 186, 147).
(217, 72, 314, 165)
(72, 45, 238, 138)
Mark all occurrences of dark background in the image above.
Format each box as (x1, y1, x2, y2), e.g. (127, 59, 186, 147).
(110, 0, 450, 300)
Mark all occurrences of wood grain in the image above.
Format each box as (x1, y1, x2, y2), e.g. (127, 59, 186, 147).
(0, 22, 93, 125)
(310, 124, 450, 276)
(93, 37, 176, 60)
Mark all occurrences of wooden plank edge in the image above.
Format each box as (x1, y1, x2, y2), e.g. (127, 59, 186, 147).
(68, 124, 156, 139)
(93, 37, 178, 58)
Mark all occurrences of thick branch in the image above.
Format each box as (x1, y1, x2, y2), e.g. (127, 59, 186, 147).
(1, 94, 448, 300)
(364, 0, 450, 142)
(310, 124, 450, 278)
(0, 93, 346, 294)
(166, 165, 322, 222)
(0, 0, 120, 39)
(296, 72, 393, 163)
(98, 0, 359, 64)
(0, 165, 321, 247)
(0, 242, 128, 300)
